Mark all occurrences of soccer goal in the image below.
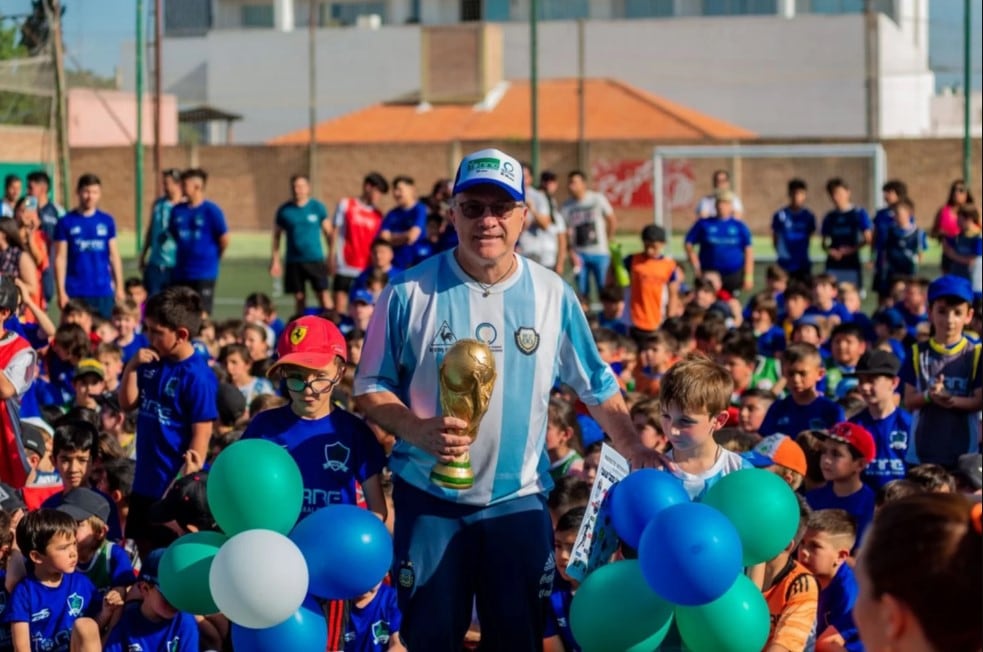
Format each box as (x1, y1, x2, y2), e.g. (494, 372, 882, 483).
(652, 143, 887, 256)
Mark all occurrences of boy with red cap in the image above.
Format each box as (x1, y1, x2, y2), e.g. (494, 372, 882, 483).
(805, 421, 877, 546)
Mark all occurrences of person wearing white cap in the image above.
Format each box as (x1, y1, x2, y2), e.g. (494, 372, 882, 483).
(355, 148, 662, 650)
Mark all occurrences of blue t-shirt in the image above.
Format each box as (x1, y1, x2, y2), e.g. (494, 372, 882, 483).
(352, 265, 402, 294)
(168, 200, 228, 281)
(146, 197, 177, 268)
(851, 407, 911, 489)
(3, 572, 100, 652)
(816, 563, 863, 652)
(878, 225, 927, 279)
(380, 202, 428, 269)
(894, 302, 928, 339)
(118, 333, 149, 365)
(104, 602, 198, 652)
(543, 586, 579, 652)
(759, 395, 845, 438)
(276, 199, 329, 263)
(851, 311, 876, 343)
(684, 216, 752, 275)
(53, 210, 117, 298)
(821, 207, 871, 270)
(806, 482, 876, 546)
(755, 325, 787, 358)
(133, 353, 219, 498)
(344, 583, 402, 652)
(805, 302, 853, 325)
(241, 405, 386, 519)
(947, 233, 983, 286)
(772, 206, 816, 273)
(872, 207, 895, 264)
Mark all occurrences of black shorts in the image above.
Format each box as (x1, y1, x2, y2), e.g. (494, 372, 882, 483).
(332, 273, 357, 294)
(720, 269, 745, 296)
(171, 279, 216, 314)
(285, 261, 329, 294)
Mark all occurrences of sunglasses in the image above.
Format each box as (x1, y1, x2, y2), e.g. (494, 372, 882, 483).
(284, 375, 337, 394)
(456, 200, 523, 219)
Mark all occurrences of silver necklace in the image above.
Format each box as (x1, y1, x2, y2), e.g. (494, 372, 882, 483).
(465, 256, 516, 297)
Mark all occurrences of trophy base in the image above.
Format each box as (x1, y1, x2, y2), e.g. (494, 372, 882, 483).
(430, 460, 474, 490)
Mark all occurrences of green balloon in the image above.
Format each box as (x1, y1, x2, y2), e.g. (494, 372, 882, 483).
(701, 468, 800, 566)
(158, 531, 227, 615)
(207, 438, 304, 535)
(570, 560, 674, 652)
(676, 575, 770, 652)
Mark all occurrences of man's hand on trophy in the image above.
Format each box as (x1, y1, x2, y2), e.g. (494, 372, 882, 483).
(407, 415, 472, 463)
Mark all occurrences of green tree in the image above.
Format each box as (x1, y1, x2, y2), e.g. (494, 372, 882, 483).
(0, 21, 50, 125)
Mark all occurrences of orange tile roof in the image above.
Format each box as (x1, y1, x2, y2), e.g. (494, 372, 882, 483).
(268, 78, 755, 145)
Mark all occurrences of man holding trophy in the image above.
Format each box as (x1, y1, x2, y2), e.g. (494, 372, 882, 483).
(355, 148, 660, 651)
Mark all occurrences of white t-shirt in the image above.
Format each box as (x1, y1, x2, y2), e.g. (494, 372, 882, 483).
(518, 190, 567, 268)
(696, 193, 744, 218)
(562, 191, 614, 256)
(666, 447, 752, 501)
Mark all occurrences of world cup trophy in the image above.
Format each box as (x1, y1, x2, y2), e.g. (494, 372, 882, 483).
(430, 339, 497, 490)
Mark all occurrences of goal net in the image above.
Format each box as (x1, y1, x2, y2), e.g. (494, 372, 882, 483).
(0, 56, 54, 96)
(652, 143, 887, 259)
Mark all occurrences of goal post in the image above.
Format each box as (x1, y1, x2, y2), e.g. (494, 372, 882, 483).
(652, 143, 887, 257)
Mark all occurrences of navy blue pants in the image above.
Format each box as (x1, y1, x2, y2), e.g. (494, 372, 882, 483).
(392, 478, 555, 652)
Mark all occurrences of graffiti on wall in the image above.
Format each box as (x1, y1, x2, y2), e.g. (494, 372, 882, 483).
(591, 159, 695, 210)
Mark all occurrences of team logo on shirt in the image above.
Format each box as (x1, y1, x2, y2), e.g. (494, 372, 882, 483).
(398, 560, 415, 589)
(290, 325, 309, 345)
(514, 327, 540, 355)
(323, 442, 350, 472)
(166, 638, 181, 652)
(889, 430, 907, 450)
(66, 592, 84, 617)
(164, 377, 179, 398)
(30, 608, 50, 622)
(429, 321, 457, 353)
(128, 644, 145, 652)
(474, 323, 497, 346)
(371, 620, 391, 645)
(96, 224, 108, 237)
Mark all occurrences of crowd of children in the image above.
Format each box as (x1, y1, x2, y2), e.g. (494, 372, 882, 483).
(0, 169, 978, 652)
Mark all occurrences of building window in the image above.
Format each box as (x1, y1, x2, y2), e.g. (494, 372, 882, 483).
(625, 0, 676, 18)
(806, 0, 864, 13)
(241, 3, 275, 27)
(539, 0, 590, 19)
(703, 0, 778, 15)
(329, 2, 386, 25)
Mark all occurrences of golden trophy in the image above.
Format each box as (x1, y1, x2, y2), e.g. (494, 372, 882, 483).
(430, 339, 497, 490)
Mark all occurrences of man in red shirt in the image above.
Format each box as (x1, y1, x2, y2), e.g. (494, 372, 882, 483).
(329, 172, 388, 315)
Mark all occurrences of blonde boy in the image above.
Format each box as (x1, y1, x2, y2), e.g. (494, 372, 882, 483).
(658, 356, 752, 500)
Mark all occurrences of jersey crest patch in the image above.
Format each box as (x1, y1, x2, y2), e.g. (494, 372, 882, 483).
(323, 442, 350, 472)
(514, 327, 540, 355)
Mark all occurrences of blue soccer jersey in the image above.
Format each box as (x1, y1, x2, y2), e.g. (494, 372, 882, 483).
(133, 354, 218, 498)
(380, 202, 428, 269)
(104, 602, 199, 652)
(53, 210, 117, 297)
(806, 483, 876, 546)
(3, 572, 100, 652)
(772, 206, 816, 273)
(354, 251, 620, 506)
(168, 200, 228, 282)
(241, 405, 386, 518)
(344, 583, 402, 652)
(851, 407, 911, 489)
(816, 563, 863, 652)
(759, 395, 845, 438)
(684, 216, 752, 275)
(821, 207, 871, 271)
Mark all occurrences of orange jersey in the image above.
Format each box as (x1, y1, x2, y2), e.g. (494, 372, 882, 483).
(764, 558, 819, 652)
(627, 253, 678, 331)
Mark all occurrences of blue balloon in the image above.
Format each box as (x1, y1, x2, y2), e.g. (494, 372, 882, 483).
(638, 502, 743, 606)
(231, 598, 326, 652)
(610, 469, 690, 549)
(290, 504, 393, 599)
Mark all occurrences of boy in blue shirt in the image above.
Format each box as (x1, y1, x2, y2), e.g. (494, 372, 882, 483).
(167, 169, 229, 315)
(5, 509, 117, 652)
(805, 274, 853, 326)
(850, 350, 910, 489)
(901, 275, 983, 469)
(684, 190, 754, 296)
(242, 315, 387, 521)
(772, 178, 816, 284)
(820, 178, 871, 290)
(943, 204, 982, 300)
(345, 580, 405, 652)
(796, 509, 863, 652)
(97, 549, 198, 652)
(119, 287, 217, 558)
(874, 198, 927, 305)
(379, 176, 427, 270)
(760, 343, 845, 438)
(825, 323, 866, 400)
(110, 300, 147, 365)
(55, 489, 135, 593)
(543, 506, 584, 652)
(805, 422, 876, 545)
(53, 174, 124, 319)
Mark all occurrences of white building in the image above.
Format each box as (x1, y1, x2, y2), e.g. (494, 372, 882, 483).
(129, 0, 935, 142)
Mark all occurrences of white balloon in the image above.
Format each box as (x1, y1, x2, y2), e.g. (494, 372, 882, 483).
(209, 529, 309, 629)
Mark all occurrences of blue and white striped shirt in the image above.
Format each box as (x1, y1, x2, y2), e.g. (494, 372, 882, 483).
(354, 251, 619, 506)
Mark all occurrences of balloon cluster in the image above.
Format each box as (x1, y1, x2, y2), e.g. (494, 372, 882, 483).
(571, 468, 800, 652)
(156, 439, 393, 651)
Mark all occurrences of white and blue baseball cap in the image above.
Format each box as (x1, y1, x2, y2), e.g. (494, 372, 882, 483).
(452, 148, 525, 201)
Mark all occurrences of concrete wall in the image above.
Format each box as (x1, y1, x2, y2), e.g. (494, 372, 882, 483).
(67, 89, 179, 148)
(9, 137, 969, 238)
(129, 11, 935, 143)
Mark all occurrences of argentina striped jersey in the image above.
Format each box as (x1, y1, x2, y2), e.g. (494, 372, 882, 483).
(354, 251, 620, 506)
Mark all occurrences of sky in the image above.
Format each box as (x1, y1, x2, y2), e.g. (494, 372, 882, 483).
(0, 0, 979, 90)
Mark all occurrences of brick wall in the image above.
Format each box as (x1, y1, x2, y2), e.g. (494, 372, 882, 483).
(29, 136, 982, 236)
